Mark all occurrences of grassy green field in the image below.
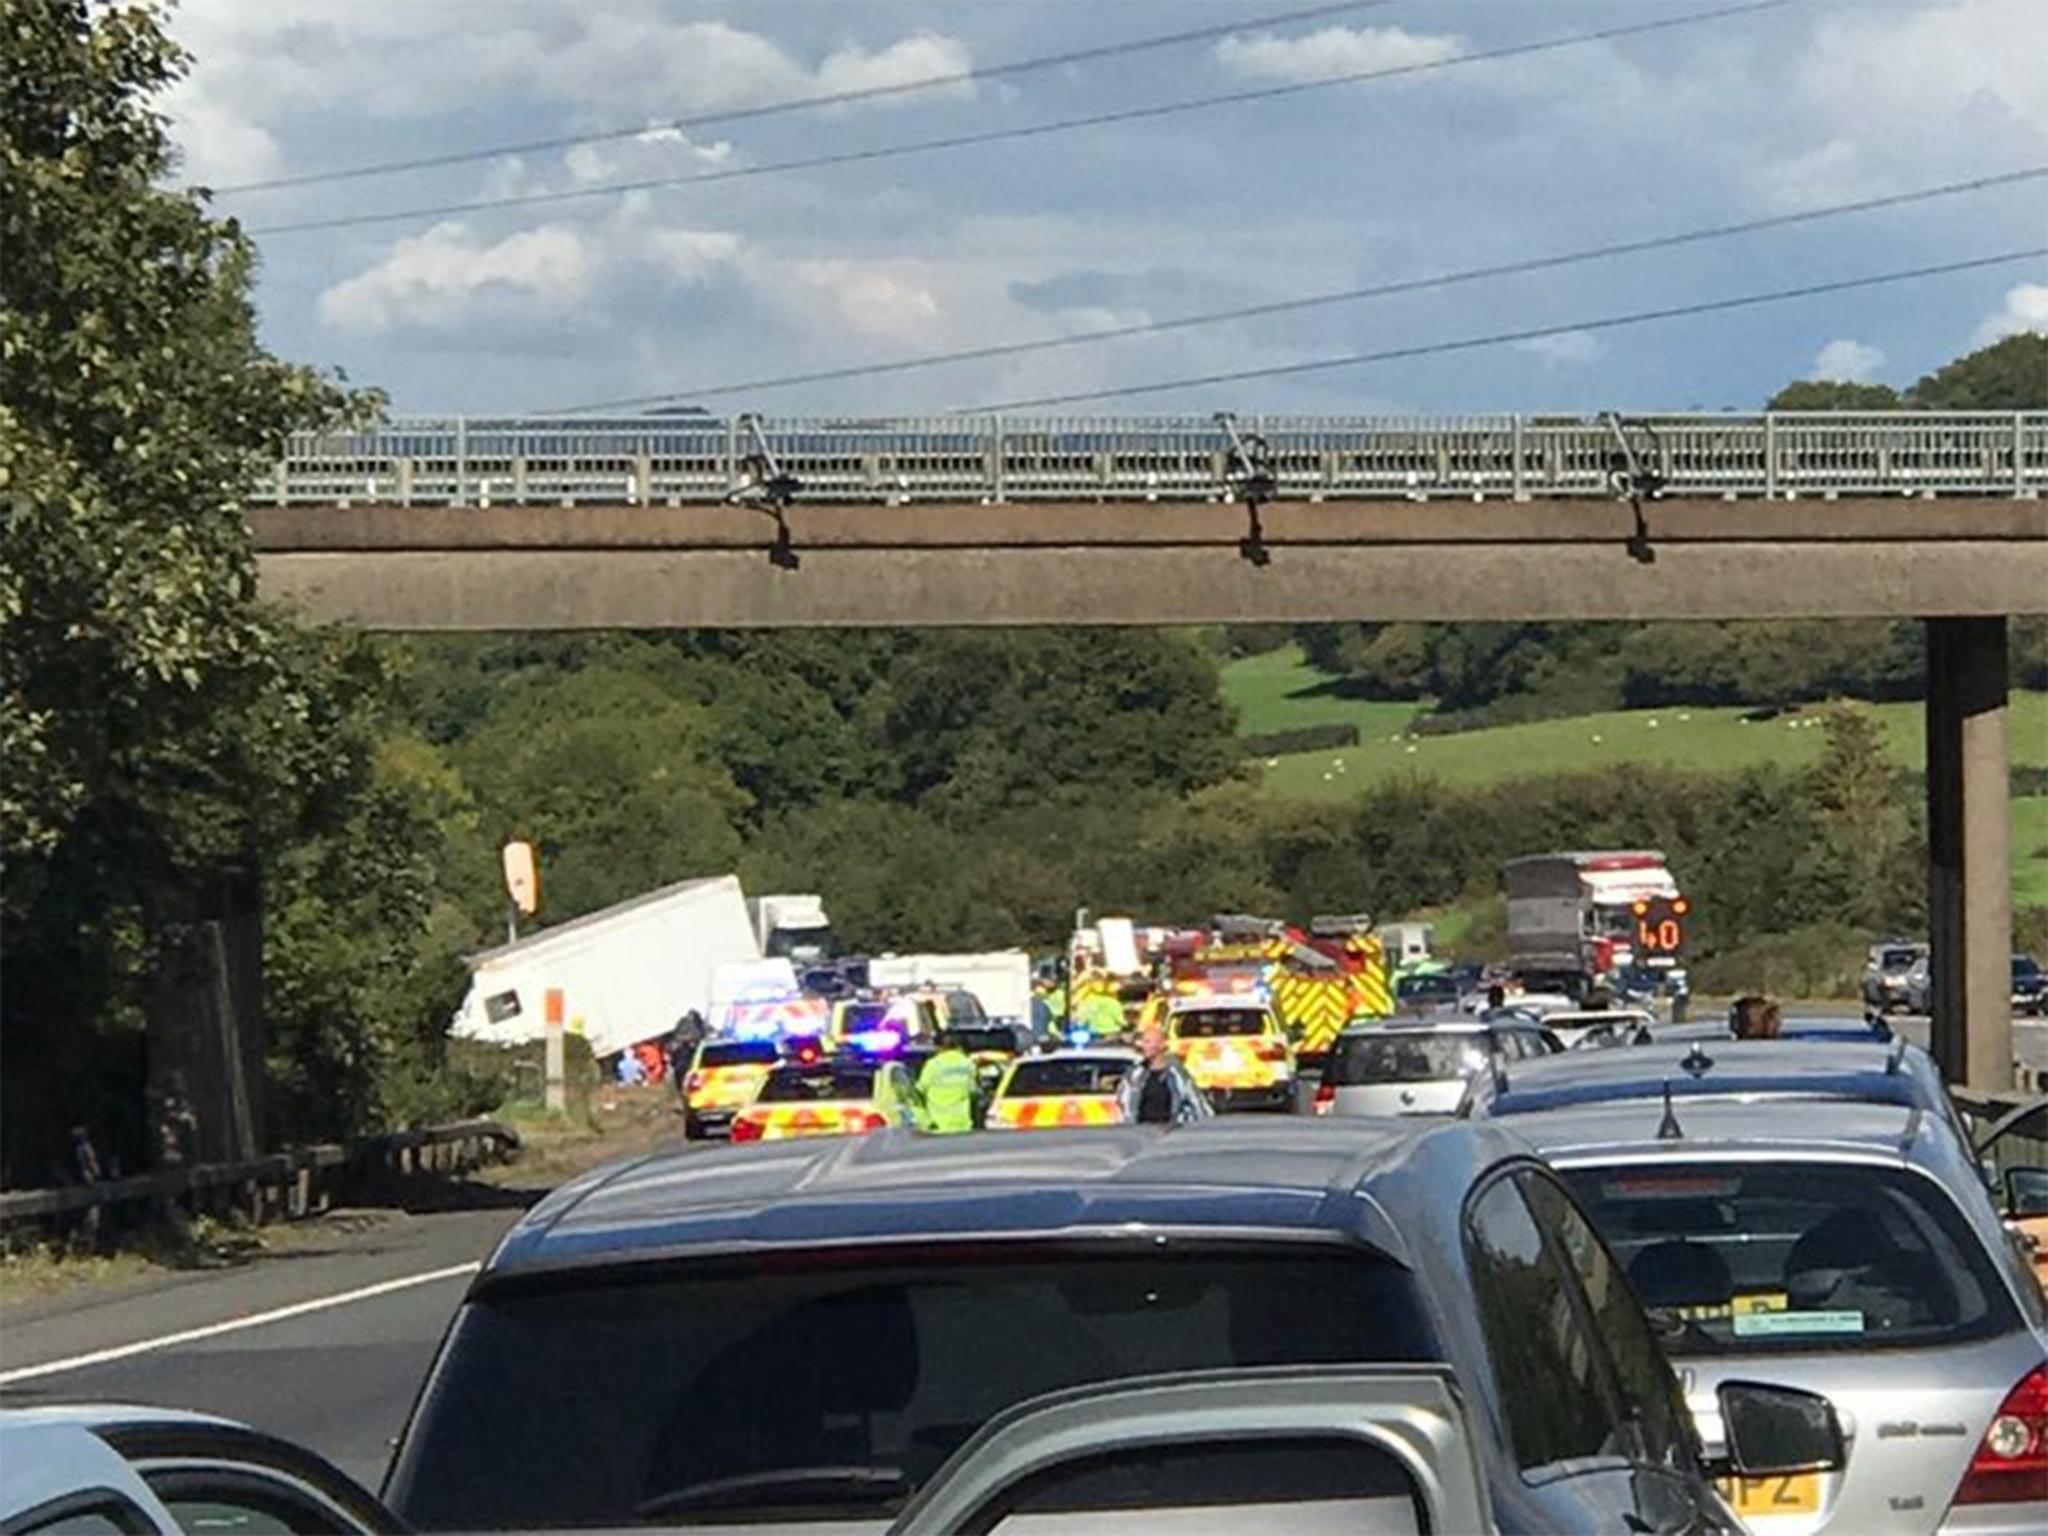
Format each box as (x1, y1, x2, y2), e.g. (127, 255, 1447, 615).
(1246, 692, 2048, 798)
(1221, 646, 1424, 739)
(2018, 797, 2048, 908)
(1220, 646, 2048, 905)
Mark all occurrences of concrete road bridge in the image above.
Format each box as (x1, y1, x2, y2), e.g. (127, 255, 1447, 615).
(247, 411, 2048, 1092)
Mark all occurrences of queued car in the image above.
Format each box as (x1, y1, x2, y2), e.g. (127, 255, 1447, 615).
(383, 1118, 1842, 1532)
(680, 1036, 781, 1140)
(1542, 1007, 1659, 1051)
(2013, 954, 2048, 1017)
(1393, 970, 1464, 1014)
(1460, 1036, 1964, 1145)
(1315, 1018, 1560, 1117)
(1865, 940, 1928, 1014)
(947, 1020, 1039, 1100)
(1164, 999, 1296, 1111)
(985, 1048, 1136, 1130)
(1518, 1096, 2048, 1535)
(729, 1052, 922, 1142)
(0, 1406, 391, 1534)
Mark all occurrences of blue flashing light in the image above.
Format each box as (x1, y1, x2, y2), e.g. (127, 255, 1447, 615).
(847, 1026, 906, 1057)
(1068, 1027, 1094, 1047)
(730, 1015, 782, 1043)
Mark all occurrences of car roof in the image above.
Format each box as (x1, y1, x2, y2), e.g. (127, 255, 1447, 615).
(1016, 1048, 1141, 1063)
(0, 1405, 237, 1432)
(1343, 1018, 1496, 1037)
(1507, 1096, 1934, 1162)
(1167, 996, 1272, 1011)
(1468, 1037, 1934, 1117)
(1543, 1009, 1655, 1025)
(486, 1118, 1534, 1279)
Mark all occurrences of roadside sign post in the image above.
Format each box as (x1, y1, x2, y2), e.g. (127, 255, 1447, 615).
(544, 987, 567, 1114)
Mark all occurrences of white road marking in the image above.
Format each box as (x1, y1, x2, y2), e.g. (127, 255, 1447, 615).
(0, 1261, 479, 1385)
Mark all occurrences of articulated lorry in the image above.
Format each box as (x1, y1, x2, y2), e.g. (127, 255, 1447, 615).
(450, 875, 759, 1059)
(748, 893, 835, 963)
(1504, 851, 1688, 999)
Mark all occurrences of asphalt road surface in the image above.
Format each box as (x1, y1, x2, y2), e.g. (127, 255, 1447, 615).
(0, 1203, 526, 1489)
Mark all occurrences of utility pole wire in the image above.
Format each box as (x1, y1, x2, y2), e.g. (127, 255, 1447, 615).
(249, 0, 1791, 236)
(539, 166, 2046, 413)
(966, 248, 2048, 411)
(211, 1, 1395, 195)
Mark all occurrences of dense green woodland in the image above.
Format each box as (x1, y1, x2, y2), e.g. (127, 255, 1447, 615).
(3, 3, 2044, 1180)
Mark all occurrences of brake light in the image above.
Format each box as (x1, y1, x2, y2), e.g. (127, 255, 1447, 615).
(1254, 1041, 1288, 1063)
(845, 1110, 887, 1134)
(1954, 1363, 2048, 1504)
(1313, 1080, 1335, 1116)
(684, 1071, 706, 1094)
(730, 1117, 764, 1143)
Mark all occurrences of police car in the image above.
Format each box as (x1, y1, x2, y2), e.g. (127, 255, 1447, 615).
(986, 1048, 1138, 1130)
(680, 1037, 781, 1140)
(729, 1046, 922, 1142)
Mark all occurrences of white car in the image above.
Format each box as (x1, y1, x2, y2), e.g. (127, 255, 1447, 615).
(1542, 1008, 1658, 1050)
(0, 1406, 390, 1533)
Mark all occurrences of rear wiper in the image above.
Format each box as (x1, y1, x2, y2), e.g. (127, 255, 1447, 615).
(635, 1464, 910, 1519)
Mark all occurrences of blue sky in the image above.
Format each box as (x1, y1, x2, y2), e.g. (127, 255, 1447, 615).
(167, 1, 2048, 417)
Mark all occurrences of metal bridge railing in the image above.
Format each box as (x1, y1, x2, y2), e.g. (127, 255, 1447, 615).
(258, 412, 2048, 507)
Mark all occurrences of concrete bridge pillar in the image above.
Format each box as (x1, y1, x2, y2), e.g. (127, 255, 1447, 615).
(1925, 616, 2013, 1092)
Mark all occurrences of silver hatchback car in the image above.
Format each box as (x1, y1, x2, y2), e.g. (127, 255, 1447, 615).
(1519, 1096, 2048, 1535)
(1316, 1017, 1561, 1117)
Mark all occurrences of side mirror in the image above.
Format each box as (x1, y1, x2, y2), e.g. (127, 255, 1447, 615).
(1716, 1382, 1846, 1478)
(2006, 1167, 2048, 1217)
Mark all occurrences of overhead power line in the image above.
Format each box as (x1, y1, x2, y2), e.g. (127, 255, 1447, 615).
(212, 0, 1393, 195)
(541, 166, 2047, 413)
(963, 247, 2048, 411)
(249, 0, 1790, 237)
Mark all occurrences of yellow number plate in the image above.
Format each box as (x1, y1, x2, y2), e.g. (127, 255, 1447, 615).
(1717, 1474, 1821, 1516)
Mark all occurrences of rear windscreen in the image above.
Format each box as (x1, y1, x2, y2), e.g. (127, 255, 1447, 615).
(1171, 1011, 1269, 1038)
(697, 1041, 779, 1069)
(951, 1028, 1020, 1055)
(1395, 975, 1459, 1000)
(1006, 1059, 1130, 1097)
(1879, 948, 1920, 969)
(1327, 1035, 1488, 1085)
(1559, 1161, 2014, 1354)
(757, 1066, 877, 1102)
(388, 1249, 1438, 1530)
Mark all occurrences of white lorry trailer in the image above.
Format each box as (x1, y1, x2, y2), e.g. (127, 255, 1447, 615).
(450, 874, 759, 1058)
(866, 950, 1035, 1022)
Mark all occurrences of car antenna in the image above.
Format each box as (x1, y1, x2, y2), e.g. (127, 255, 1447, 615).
(1679, 1043, 1714, 1078)
(1656, 1079, 1684, 1140)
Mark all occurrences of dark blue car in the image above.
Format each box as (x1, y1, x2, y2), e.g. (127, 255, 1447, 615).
(385, 1121, 1838, 1533)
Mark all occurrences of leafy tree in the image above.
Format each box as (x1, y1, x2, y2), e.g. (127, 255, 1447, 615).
(1907, 333, 2048, 410)
(453, 666, 749, 924)
(1765, 380, 1902, 411)
(1, 0, 408, 1170)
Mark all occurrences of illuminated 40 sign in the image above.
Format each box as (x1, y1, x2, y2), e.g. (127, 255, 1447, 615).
(1632, 896, 1690, 965)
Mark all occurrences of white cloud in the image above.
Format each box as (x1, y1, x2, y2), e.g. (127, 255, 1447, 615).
(1517, 330, 1600, 367)
(1812, 338, 1887, 382)
(162, 80, 285, 186)
(789, 259, 947, 344)
(816, 32, 975, 103)
(1975, 283, 2048, 345)
(318, 223, 593, 333)
(164, 6, 972, 194)
(648, 230, 745, 285)
(1763, 1, 2048, 204)
(1214, 25, 1462, 84)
